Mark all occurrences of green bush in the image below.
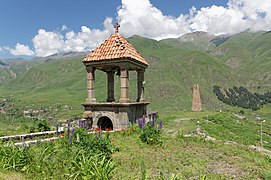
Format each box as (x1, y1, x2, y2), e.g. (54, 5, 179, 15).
(73, 128, 115, 158)
(139, 123, 162, 145)
(29, 119, 51, 133)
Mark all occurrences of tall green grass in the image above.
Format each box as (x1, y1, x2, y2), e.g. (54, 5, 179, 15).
(0, 129, 116, 179)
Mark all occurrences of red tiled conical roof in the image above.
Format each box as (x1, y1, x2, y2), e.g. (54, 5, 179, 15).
(83, 31, 148, 66)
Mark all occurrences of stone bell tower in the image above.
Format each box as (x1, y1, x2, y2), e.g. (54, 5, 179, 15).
(82, 23, 149, 130)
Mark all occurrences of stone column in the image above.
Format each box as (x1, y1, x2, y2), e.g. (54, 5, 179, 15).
(86, 66, 96, 103)
(119, 68, 130, 103)
(137, 69, 145, 102)
(106, 71, 115, 102)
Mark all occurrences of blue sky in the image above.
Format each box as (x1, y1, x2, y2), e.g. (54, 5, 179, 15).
(0, 0, 270, 58)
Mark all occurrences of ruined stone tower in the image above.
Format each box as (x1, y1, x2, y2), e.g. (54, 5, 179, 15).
(192, 84, 202, 112)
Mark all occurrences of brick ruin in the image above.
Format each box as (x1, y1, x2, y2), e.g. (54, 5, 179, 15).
(192, 84, 202, 112)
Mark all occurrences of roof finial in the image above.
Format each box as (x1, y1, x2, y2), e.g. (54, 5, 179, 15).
(114, 23, 120, 33)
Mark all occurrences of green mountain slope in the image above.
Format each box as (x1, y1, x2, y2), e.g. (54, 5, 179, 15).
(160, 31, 216, 52)
(129, 36, 237, 111)
(0, 38, 235, 112)
(0, 60, 42, 85)
(1, 31, 271, 113)
(211, 31, 271, 91)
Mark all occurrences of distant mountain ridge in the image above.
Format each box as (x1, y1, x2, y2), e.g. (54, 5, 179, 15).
(0, 52, 87, 85)
(32, 51, 87, 61)
(160, 31, 229, 52)
(1, 30, 271, 111)
(0, 58, 28, 67)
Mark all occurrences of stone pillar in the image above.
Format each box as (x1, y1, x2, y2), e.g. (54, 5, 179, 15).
(192, 84, 202, 112)
(119, 68, 130, 103)
(86, 66, 96, 103)
(137, 69, 145, 102)
(107, 71, 115, 102)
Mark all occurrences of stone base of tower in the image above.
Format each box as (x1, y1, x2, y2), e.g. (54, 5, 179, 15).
(82, 102, 149, 130)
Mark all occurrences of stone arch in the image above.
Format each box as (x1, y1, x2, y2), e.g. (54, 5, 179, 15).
(97, 116, 113, 130)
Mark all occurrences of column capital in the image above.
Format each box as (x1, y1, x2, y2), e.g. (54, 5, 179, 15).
(136, 69, 145, 73)
(86, 66, 95, 73)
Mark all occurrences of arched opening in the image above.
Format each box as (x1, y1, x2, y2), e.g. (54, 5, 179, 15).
(97, 116, 113, 131)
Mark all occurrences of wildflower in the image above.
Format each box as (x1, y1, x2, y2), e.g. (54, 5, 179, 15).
(158, 121, 163, 130)
(137, 118, 143, 129)
(67, 123, 70, 137)
(78, 119, 82, 127)
(72, 128, 75, 137)
(137, 117, 146, 129)
(150, 118, 156, 127)
(143, 117, 146, 127)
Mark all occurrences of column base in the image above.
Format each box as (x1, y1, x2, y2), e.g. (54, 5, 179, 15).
(106, 98, 115, 102)
(119, 98, 131, 103)
(86, 98, 96, 103)
(137, 98, 145, 102)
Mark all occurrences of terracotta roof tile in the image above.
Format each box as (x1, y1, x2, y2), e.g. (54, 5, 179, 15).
(83, 32, 148, 66)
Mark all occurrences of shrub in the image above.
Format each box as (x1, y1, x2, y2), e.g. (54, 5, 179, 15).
(35, 120, 51, 132)
(139, 120, 163, 145)
(72, 128, 115, 158)
(29, 119, 51, 133)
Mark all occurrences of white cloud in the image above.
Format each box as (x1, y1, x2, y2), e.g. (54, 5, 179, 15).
(32, 29, 65, 57)
(189, 5, 248, 35)
(32, 18, 114, 57)
(8, 43, 35, 56)
(5, 0, 271, 57)
(189, 0, 271, 35)
(117, 0, 190, 40)
(228, 0, 271, 32)
(117, 0, 271, 37)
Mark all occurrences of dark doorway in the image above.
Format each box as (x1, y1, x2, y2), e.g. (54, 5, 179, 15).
(97, 116, 113, 130)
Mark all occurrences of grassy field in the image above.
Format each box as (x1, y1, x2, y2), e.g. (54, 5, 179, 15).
(111, 112, 271, 179)
(112, 133, 271, 179)
(0, 111, 270, 179)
